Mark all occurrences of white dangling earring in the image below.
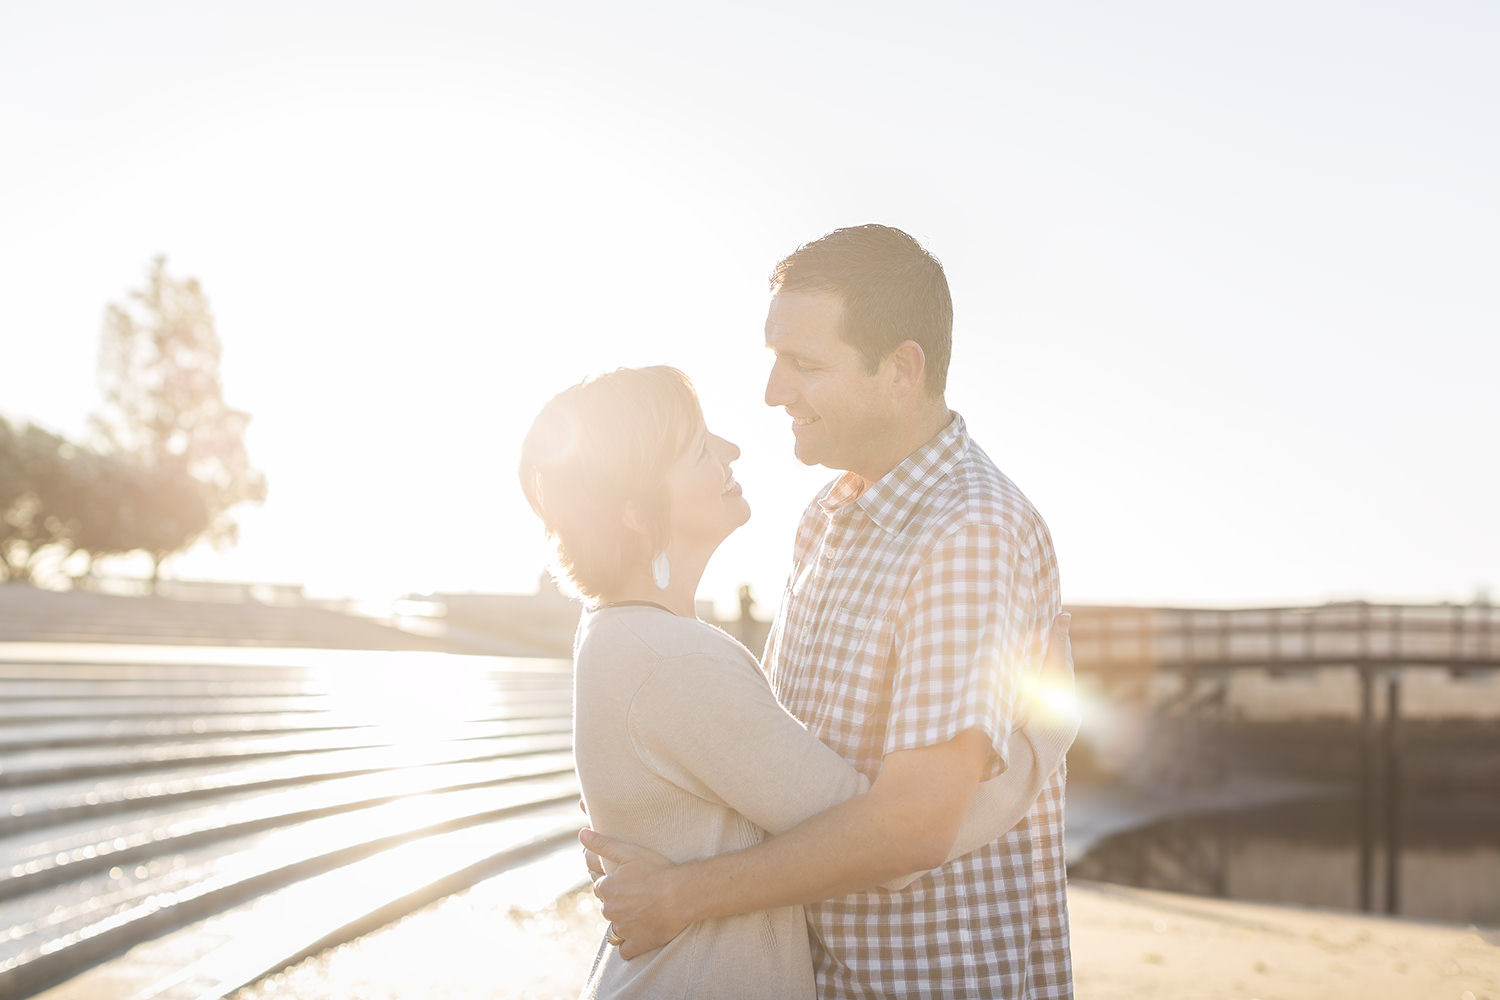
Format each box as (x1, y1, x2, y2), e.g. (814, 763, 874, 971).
(650, 551, 671, 590)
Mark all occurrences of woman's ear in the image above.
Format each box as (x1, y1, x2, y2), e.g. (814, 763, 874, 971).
(621, 502, 652, 539)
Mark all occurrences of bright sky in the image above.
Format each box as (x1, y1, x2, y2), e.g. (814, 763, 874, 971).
(3, 2, 1496, 616)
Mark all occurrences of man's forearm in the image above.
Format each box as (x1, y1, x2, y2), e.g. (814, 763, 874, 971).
(665, 730, 991, 923)
(664, 791, 922, 923)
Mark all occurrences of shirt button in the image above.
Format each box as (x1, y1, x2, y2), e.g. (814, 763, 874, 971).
(821, 549, 835, 562)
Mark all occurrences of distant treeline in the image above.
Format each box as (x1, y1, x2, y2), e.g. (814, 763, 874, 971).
(0, 258, 264, 587)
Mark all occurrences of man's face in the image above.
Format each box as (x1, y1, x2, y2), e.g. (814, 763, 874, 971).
(763, 290, 893, 479)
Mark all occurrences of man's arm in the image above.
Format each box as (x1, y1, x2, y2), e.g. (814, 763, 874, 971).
(586, 612, 1079, 900)
(586, 727, 988, 959)
(883, 611, 1078, 888)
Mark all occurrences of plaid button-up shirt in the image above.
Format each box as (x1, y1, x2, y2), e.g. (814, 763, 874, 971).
(763, 413, 1071, 1000)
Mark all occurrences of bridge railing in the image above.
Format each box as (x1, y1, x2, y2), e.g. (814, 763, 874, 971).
(1068, 602, 1500, 675)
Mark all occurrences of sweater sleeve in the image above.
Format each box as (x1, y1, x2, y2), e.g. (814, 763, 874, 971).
(628, 652, 870, 836)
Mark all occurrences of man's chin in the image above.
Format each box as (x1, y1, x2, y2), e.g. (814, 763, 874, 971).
(794, 449, 845, 474)
(792, 438, 822, 467)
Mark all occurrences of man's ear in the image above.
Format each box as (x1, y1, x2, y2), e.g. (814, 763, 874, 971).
(885, 340, 927, 400)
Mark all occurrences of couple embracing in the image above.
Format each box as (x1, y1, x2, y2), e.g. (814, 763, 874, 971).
(519, 224, 1077, 1000)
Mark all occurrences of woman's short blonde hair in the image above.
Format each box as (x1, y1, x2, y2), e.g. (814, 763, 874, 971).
(518, 366, 703, 600)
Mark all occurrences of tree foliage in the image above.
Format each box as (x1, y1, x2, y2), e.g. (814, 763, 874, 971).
(0, 257, 265, 587)
(92, 257, 267, 581)
(0, 418, 74, 583)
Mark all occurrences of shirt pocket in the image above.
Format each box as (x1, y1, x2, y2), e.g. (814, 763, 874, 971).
(829, 604, 886, 648)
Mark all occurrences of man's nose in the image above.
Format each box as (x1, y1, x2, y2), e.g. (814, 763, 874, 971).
(764, 362, 792, 408)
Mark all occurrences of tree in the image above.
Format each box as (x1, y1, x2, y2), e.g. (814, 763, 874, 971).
(49, 446, 145, 576)
(0, 417, 77, 584)
(92, 257, 266, 586)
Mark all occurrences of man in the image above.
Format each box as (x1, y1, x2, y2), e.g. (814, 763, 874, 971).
(586, 224, 1071, 999)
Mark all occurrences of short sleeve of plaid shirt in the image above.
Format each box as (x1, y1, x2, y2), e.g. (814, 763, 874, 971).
(885, 519, 1035, 776)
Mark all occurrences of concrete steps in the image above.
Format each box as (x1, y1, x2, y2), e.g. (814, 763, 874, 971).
(0, 644, 580, 1000)
(0, 585, 483, 653)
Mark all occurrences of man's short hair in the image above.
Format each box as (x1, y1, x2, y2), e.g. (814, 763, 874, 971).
(518, 366, 701, 600)
(769, 224, 953, 396)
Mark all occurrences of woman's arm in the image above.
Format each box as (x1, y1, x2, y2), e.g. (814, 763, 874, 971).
(624, 649, 869, 838)
(624, 610, 1074, 857)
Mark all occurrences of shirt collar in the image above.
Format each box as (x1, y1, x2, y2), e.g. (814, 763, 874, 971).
(818, 412, 968, 534)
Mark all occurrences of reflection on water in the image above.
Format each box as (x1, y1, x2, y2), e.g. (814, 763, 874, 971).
(1069, 796, 1500, 926)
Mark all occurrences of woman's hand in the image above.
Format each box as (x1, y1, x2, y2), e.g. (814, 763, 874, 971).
(580, 828, 691, 959)
(1032, 612, 1081, 740)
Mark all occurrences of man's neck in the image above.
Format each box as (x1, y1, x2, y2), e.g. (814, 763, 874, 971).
(850, 402, 952, 488)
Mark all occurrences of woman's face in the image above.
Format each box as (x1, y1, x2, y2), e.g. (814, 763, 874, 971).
(663, 424, 751, 556)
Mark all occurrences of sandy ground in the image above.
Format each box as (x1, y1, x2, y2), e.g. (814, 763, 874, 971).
(225, 875, 1499, 1000)
(1069, 880, 1498, 1000)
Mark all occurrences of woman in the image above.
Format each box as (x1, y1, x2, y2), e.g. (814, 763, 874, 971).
(519, 366, 1075, 1000)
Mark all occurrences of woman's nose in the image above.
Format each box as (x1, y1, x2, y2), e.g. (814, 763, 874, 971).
(712, 435, 740, 462)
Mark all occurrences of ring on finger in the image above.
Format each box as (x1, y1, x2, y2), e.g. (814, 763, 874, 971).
(605, 922, 625, 947)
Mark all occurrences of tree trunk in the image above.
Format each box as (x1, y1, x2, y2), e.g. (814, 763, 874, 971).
(1, 550, 32, 583)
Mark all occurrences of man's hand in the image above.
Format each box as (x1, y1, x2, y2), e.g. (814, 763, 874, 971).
(580, 828, 689, 959)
